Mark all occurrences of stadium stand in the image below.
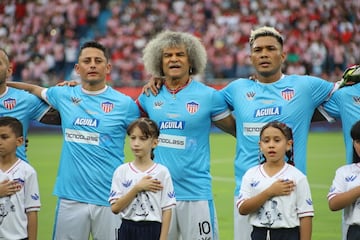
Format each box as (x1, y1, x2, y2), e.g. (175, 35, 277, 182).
(0, 0, 359, 88)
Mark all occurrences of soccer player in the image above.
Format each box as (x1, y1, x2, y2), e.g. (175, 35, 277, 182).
(0, 116, 41, 240)
(328, 120, 360, 240)
(109, 117, 176, 240)
(0, 48, 60, 162)
(7, 41, 140, 239)
(238, 121, 313, 240)
(318, 69, 360, 240)
(322, 81, 360, 164)
(219, 26, 345, 239)
(136, 30, 236, 240)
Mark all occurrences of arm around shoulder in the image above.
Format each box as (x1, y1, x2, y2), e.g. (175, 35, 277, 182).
(6, 81, 45, 99)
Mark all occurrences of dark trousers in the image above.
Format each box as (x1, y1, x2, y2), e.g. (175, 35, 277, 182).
(117, 219, 161, 240)
(251, 226, 299, 240)
(347, 224, 360, 240)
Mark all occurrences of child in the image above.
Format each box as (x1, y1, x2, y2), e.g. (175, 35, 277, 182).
(237, 121, 314, 240)
(0, 116, 40, 240)
(109, 117, 176, 240)
(328, 120, 360, 240)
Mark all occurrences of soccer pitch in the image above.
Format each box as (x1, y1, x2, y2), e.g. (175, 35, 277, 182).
(27, 131, 345, 239)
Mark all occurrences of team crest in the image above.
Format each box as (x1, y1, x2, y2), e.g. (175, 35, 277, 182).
(4, 98, 16, 110)
(281, 88, 295, 101)
(102, 101, 114, 113)
(246, 91, 255, 100)
(186, 101, 199, 114)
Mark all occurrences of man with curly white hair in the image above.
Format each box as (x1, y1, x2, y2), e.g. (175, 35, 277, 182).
(136, 30, 236, 240)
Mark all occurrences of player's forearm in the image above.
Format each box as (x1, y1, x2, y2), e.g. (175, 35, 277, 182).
(39, 107, 62, 125)
(214, 114, 236, 137)
(7, 81, 45, 99)
(27, 211, 38, 240)
(299, 216, 312, 240)
(239, 191, 271, 215)
(159, 209, 171, 240)
(328, 186, 360, 211)
(111, 186, 141, 214)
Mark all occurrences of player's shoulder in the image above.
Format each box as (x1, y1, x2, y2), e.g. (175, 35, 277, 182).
(221, 78, 255, 94)
(14, 159, 38, 174)
(189, 80, 218, 93)
(286, 164, 306, 178)
(155, 163, 171, 172)
(336, 163, 359, 174)
(114, 162, 130, 173)
(244, 164, 260, 176)
(107, 86, 134, 101)
(284, 74, 332, 85)
(227, 78, 254, 87)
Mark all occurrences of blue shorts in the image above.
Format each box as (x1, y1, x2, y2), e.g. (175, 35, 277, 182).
(118, 219, 161, 240)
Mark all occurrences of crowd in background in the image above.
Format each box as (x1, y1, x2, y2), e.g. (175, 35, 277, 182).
(0, 0, 359, 87)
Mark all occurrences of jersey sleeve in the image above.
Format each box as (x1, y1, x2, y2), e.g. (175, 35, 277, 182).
(26, 92, 51, 121)
(323, 90, 342, 119)
(210, 89, 231, 122)
(24, 168, 41, 212)
(219, 82, 235, 111)
(236, 169, 253, 210)
(160, 167, 176, 210)
(327, 165, 347, 200)
(295, 176, 314, 218)
(108, 166, 125, 204)
(41, 86, 64, 109)
(308, 76, 335, 107)
(126, 97, 140, 123)
(135, 93, 149, 116)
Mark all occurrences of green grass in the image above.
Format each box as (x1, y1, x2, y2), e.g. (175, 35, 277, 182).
(27, 131, 345, 239)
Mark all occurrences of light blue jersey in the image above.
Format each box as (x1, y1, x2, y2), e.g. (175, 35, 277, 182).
(44, 85, 139, 206)
(324, 84, 360, 164)
(0, 87, 50, 162)
(221, 75, 335, 195)
(137, 80, 231, 200)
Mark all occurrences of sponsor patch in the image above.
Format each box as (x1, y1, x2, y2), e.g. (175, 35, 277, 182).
(153, 101, 164, 109)
(65, 128, 100, 145)
(243, 122, 266, 136)
(159, 121, 185, 130)
(246, 91, 255, 100)
(71, 97, 82, 105)
(254, 107, 281, 118)
(353, 96, 360, 105)
(73, 118, 99, 127)
(158, 134, 186, 149)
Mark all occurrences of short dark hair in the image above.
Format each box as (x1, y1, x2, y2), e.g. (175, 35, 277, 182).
(78, 41, 109, 60)
(0, 116, 23, 137)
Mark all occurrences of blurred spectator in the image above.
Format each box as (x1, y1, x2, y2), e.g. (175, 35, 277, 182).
(1, 0, 359, 86)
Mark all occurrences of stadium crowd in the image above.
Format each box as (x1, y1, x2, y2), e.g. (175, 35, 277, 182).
(0, 0, 359, 87)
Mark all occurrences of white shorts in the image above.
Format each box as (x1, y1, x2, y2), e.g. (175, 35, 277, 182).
(233, 196, 252, 240)
(169, 200, 219, 240)
(53, 198, 121, 240)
